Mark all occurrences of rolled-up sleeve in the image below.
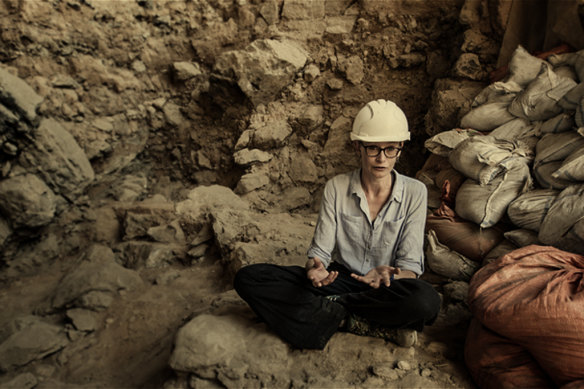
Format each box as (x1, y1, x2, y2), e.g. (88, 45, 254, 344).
(307, 179, 337, 268)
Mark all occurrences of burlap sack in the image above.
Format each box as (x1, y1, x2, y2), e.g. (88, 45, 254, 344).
(558, 82, 584, 110)
(471, 80, 521, 106)
(553, 145, 584, 181)
(534, 131, 584, 166)
(540, 112, 575, 134)
(534, 160, 573, 189)
(507, 188, 559, 231)
(465, 319, 555, 389)
(449, 136, 533, 185)
(503, 229, 540, 247)
(424, 129, 482, 157)
(539, 184, 584, 245)
(469, 245, 584, 386)
(506, 45, 547, 87)
(425, 230, 480, 281)
(455, 163, 532, 228)
(548, 49, 584, 83)
(459, 101, 515, 132)
(426, 202, 504, 262)
(508, 63, 578, 121)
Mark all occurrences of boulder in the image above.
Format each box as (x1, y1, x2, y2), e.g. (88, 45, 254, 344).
(176, 185, 250, 222)
(0, 67, 43, 124)
(51, 249, 143, 310)
(233, 149, 273, 166)
(0, 317, 68, 372)
(19, 118, 94, 200)
(214, 39, 309, 105)
(0, 174, 56, 228)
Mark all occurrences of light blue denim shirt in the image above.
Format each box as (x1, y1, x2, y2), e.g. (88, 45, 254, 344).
(307, 169, 427, 276)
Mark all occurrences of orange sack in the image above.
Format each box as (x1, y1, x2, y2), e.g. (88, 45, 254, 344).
(468, 245, 584, 386)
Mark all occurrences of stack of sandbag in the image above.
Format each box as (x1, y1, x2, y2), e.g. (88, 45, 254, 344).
(418, 45, 584, 284)
(465, 245, 584, 388)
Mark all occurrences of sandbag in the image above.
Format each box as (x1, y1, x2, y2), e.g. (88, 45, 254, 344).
(455, 163, 532, 228)
(558, 82, 584, 111)
(424, 230, 480, 281)
(540, 112, 575, 134)
(469, 245, 584, 386)
(534, 161, 573, 189)
(539, 184, 584, 245)
(534, 131, 584, 166)
(577, 99, 584, 127)
(424, 129, 482, 157)
(471, 80, 522, 106)
(482, 239, 518, 267)
(508, 63, 578, 121)
(553, 145, 584, 181)
(548, 49, 584, 83)
(426, 202, 504, 262)
(449, 136, 533, 185)
(503, 229, 540, 247)
(507, 188, 559, 231)
(489, 117, 537, 143)
(465, 318, 555, 389)
(459, 101, 515, 132)
(506, 45, 547, 87)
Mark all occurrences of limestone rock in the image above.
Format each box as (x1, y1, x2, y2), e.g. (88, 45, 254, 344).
(0, 318, 69, 372)
(0, 217, 12, 246)
(0, 67, 43, 124)
(235, 172, 270, 194)
(176, 185, 250, 222)
(214, 39, 309, 105)
(252, 119, 294, 149)
(169, 313, 288, 375)
(0, 174, 56, 228)
(19, 118, 94, 200)
(340, 56, 364, 85)
(303, 64, 321, 82)
(233, 149, 273, 166)
(289, 152, 318, 183)
(117, 241, 182, 269)
(147, 220, 186, 244)
(172, 62, 203, 81)
(51, 251, 143, 310)
(282, 0, 325, 20)
(259, 0, 279, 25)
(66, 308, 100, 332)
(0, 372, 38, 389)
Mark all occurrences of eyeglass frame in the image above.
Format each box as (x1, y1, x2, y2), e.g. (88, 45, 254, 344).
(359, 142, 403, 158)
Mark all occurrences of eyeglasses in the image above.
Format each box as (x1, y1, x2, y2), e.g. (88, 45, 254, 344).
(359, 142, 402, 158)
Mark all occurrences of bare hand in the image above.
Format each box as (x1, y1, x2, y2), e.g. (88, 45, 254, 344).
(351, 266, 400, 289)
(306, 257, 338, 288)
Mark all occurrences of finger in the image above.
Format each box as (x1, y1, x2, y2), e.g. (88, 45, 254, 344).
(382, 273, 391, 287)
(322, 271, 338, 286)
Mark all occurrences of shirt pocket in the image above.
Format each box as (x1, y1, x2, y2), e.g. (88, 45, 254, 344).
(339, 213, 366, 248)
(372, 217, 405, 251)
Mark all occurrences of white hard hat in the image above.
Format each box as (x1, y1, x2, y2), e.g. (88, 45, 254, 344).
(350, 99, 410, 142)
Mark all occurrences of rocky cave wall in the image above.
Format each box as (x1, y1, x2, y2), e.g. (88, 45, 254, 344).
(0, 0, 508, 276)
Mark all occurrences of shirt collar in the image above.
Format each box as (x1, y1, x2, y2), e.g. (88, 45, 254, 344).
(350, 168, 404, 203)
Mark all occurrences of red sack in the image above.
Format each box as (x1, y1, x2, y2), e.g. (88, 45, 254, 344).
(469, 245, 584, 386)
(465, 319, 554, 389)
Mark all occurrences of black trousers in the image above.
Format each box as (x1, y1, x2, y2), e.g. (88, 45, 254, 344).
(234, 262, 441, 349)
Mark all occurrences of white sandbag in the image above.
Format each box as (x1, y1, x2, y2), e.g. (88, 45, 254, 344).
(503, 229, 540, 247)
(449, 136, 534, 185)
(455, 163, 532, 228)
(558, 82, 584, 110)
(506, 45, 547, 87)
(534, 131, 584, 165)
(425, 230, 480, 281)
(507, 189, 559, 231)
(553, 145, 584, 181)
(472, 80, 522, 107)
(539, 184, 584, 245)
(548, 49, 584, 82)
(540, 113, 575, 134)
(424, 129, 482, 157)
(490, 117, 536, 140)
(554, 65, 578, 81)
(508, 63, 578, 121)
(534, 161, 573, 189)
(460, 101, 515, 132)
(490, 118, 539, 149)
